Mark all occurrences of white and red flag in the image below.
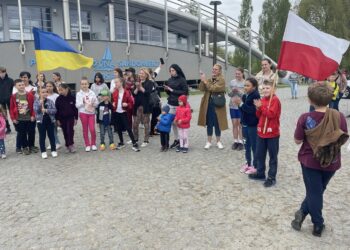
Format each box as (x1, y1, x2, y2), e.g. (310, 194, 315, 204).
(277, 11, 350, 80)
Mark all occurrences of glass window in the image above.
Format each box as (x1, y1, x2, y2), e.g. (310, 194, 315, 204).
(70, 10, 91, 40)
(115, 18, 135, 41)
(138, 23, 163, 46)
(169, 32, 188, 50)
(7, 5, 51, 40)
(0, 6, 3, 41)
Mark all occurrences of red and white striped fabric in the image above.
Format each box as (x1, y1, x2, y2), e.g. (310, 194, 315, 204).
(277, 12, 350, 80)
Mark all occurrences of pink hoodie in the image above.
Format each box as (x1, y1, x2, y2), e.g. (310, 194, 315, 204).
(0, 114, 6, 140)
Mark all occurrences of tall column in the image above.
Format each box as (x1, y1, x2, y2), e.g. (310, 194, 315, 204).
(205, 31, 210, 57)
(63, 0, 71, 39)
(108, 3, 115, 41)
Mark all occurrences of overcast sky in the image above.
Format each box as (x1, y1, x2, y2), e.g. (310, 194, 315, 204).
(197, 0, 263, 32)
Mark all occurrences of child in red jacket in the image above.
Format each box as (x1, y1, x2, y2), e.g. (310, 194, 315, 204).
(174, 95, 192, 153)
(249, 79, 281, 187)
(10, 79, 35, 155)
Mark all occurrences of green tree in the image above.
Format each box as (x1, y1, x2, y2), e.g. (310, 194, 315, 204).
(232, 0, 253, 68)
(298, 0, 350, 70)
(259, 0, 291, 62)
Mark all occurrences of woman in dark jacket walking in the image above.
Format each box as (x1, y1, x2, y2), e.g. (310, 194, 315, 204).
(0, 67, 14, 133)
(164, 64, 188, 149)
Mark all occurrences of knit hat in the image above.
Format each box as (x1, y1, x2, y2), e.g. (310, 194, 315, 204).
(162, 105, 170, 113)
(99, 89, 110, 97)
(178, 95, 187, 104)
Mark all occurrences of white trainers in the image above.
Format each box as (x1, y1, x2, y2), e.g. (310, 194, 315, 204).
(85, 146, 91, 152)
(91, 145, 98, 151)
(141, 141, 149, 147)
(217, 141, 224, 149)
(204, 142, 212, 150)
(1, 154, 6, 159)
(41, 152, 48, 159)
(51, 151, 58, 158)
(56, 144, 61, 150)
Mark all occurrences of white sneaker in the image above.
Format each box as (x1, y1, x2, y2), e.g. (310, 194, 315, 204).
(51, 151, 58, 158)
(41, 152, 48, 159)
(126, 140, 133, 145)
(85, 146, 91, 152)
(1, 154, 6, 159)
(56, 144, 61, 150)
(47, 145, 51, 150)
(141, 141, 149, 147)
(91, 145, 98, 151)
(204, 142, 212, 150)
(217, 141, 224, 149)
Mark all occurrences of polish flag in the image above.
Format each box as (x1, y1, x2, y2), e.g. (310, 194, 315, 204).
(277, 12, 350, 80)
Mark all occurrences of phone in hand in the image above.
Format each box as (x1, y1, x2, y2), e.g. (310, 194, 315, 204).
(160, 58, 165, 65)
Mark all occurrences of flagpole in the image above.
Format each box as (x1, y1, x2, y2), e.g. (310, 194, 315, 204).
(263, 70, 279, 134)
(17, 0, 25, 55)
(77, 0, 83, 52)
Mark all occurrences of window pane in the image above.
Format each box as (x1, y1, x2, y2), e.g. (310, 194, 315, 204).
(7, 6, 51, 40)
(0, 6, 3, 41)
(70, 10, 91, 40)
(115, 18, 135, 41)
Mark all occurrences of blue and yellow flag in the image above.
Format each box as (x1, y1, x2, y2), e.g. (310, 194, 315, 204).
(33, 27, 93, 71)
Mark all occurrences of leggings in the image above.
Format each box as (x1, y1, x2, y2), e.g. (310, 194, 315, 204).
(79, 113, 96, 146)
(178, 128, 189, 148)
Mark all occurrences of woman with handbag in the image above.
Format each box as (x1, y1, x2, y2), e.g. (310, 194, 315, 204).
(198, 64, 228, 149)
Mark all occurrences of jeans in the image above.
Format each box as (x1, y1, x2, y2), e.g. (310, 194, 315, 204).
(28, 121, 36, 148)
(116, 112, 136, 144)
(100, 124, 114, 145)
(300, 165, 335, 227)
(160, 132, 170, 148)
(330, 93, 343, 111)
(242, 126, 257, 167)
(0, 139, 5, 154)
(256, 136, 280, 179)
(206, 100, 221, 137)
(178, 128, 189, 148)
(79, 113, 96, 146)
(37, 120, 56, 153)
(290, 82, 298, 97)
(132, 106, 150, 142)
(60, 118, 75, 147)
(16, 120, 33, 149)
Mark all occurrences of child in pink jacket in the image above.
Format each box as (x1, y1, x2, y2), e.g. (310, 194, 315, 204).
(0, 105, 7, 158)
(174, 95, 192, 153)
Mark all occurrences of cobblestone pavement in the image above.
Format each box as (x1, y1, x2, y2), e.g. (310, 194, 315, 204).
(0, 86, 350, 249)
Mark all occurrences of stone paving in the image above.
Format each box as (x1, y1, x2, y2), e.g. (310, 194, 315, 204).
(0, 86, 350, 249)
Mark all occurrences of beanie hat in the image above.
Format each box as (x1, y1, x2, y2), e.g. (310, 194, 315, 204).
(178, 95, 187, 104)
(162, 105, 170, 113)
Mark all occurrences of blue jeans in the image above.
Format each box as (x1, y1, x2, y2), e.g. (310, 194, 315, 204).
(99, 124, 114, 145)
(242, 126, 257, 167)
(206, 100, 221, 137)
(38, 120, 56, 153)
(290, 82, 298, 97)
(256, 136, 279, 179)
(300, 165, 335, 227)
(0, 139, 5, 154)
(329, 93, 343, 111)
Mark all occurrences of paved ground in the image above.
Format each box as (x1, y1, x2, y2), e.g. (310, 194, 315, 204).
(0, 86, 350, 249)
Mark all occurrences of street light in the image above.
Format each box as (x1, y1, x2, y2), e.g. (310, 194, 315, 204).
(210, 1, 221, 65)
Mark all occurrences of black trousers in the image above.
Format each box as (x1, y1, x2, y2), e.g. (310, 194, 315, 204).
(115, 112, 136, 144)
(16, 120, 34, 149)
(38, 120, 56, 152)
(151, 105, 161, 134)
(160, 132, 170, 148)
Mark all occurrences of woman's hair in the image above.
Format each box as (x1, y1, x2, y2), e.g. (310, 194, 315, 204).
(308, 82, 333, 107)
(45, 81, 58, 94)
(59, 83, 71, 94)
(169, 64, 186, 80)
(94, 72, 104, 83)
(53, 72, 61, 81)
(246, 77, 258, 89)
(114, 77, 125, 88)
(140, 68, 151, 80)
(236, 67, 245, 79)
(36, 72, 46, 82)
(19, 71, 31, 79)
(262, 58, 272, 65)
(114, 67, 123, 77)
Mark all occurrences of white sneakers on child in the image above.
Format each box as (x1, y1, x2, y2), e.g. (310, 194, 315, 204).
(51, 151, 58, 158)
(86, 145, 97, 152)
(91, 145, 97, 151)
(41, 152, 48, 159)
(85, 146, 91, 152)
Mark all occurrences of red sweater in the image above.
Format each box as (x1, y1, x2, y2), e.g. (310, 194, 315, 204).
(174, 103, 192, 129)
(256, 95, 281, 138)
(9, 92, 35, 121)
(112, 88, 134, 112)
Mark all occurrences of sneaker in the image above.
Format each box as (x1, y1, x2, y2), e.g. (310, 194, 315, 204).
(245, 166, 257, 174)
(23, 148, 31, 155)
(231, 142, 238, 150)
(109, 143, 116, 150)
(41, 152, 48, 159)
(126, 140, 133, 145)
(236, 143, 244, 151)
(1, 154, 6, 159)
(16, 148, 22, 154)
(217, 141, 224, 149)
(69, 145, 77, 153)
(248, 173, 266, 181)
(141, 141, 149, 147)
(51, 151, 58, 158)
(240, 164, 250, 173)
(100, 144, 106, 151)
(56, 144, 62, 150)
(204, 142, 212, 150)
(85, 146, 91, 152)
(170, 140, 180, 149)
(312, 224, 325, 237)
(91, 145, 98, 151)
(30, 146, 39, 153)
(263, 178, 276, 187)
(132, 143, 140, 152)
(291, 210, 306, 231)
(182, 148, 188, 153)
(176, 146, 182, 152)
(117, 143, 126, 150)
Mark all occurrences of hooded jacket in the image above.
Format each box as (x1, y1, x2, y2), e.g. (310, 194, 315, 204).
(55, 93, 78, 121)
(166, 75, 188, 106)
(239, 89, 260, 127)
(76, 89, 98, 114)
(174, 95, 192, 129)
(256, 95, 281, 138)
(9, 92, 35, 121)
(0, 74, 14, 104)
(0, 114, 6, 139)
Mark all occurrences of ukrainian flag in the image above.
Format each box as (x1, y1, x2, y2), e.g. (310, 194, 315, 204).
(33, 27, 93, 71)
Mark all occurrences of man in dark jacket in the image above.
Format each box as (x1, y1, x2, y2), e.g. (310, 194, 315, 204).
(0, 67, 14, 133)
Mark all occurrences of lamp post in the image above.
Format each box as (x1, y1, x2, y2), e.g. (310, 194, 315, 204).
(210, 1, 221, 65)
